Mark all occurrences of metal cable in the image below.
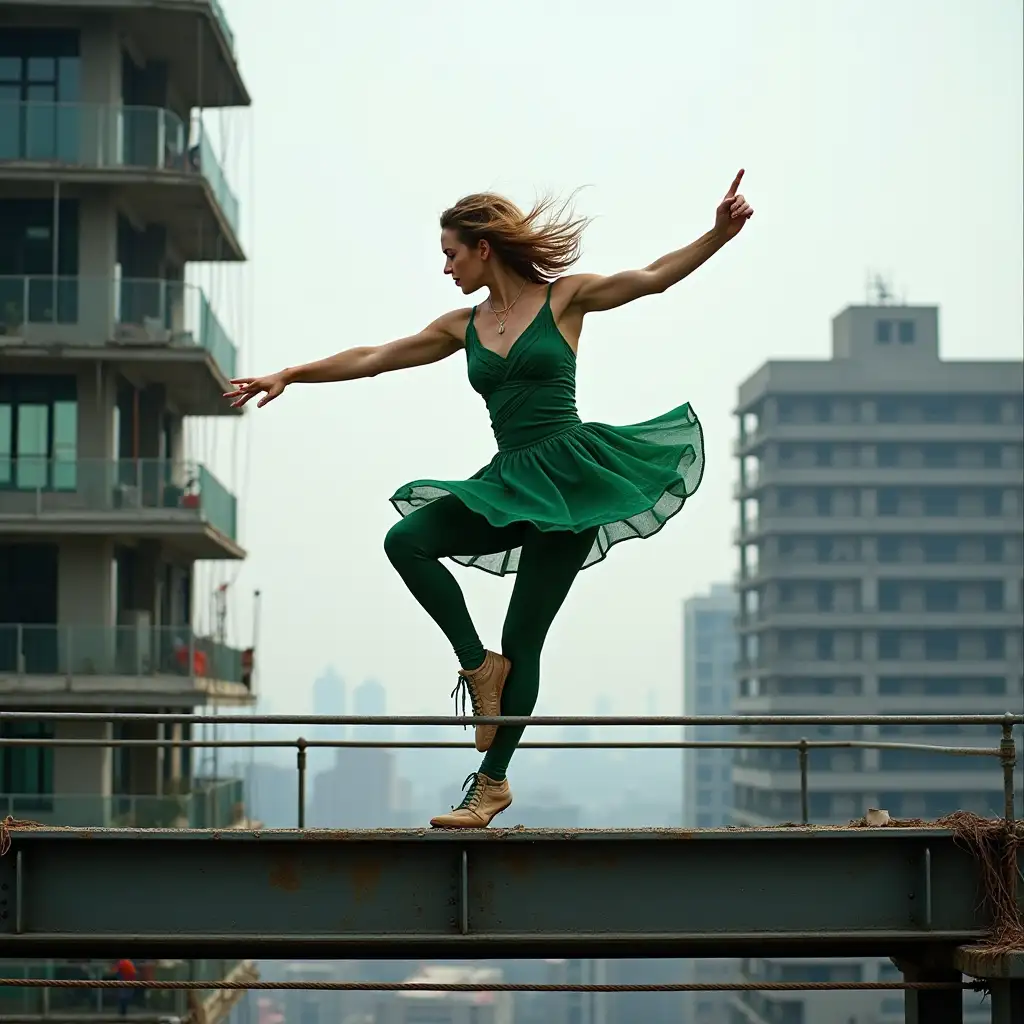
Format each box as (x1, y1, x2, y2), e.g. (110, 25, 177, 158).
(0, 978, 983, 994)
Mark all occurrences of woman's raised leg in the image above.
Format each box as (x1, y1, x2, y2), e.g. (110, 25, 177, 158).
(384, 496, 522, 751)
(430, 523, 597, 828)
(384, 495, 520, 669)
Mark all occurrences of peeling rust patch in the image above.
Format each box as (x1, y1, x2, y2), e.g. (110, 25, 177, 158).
(269, 855, 301, 892)
(348, 859, 382, 904)
(503, 854, 532, 878)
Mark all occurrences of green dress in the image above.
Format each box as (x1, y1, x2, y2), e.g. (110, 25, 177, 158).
(390, 287, 705, 576)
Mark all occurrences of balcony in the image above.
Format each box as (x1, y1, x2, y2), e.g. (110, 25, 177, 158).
(210, 0, 237, 53)
(735, 421, 1024, 458)
(0, 274, 237, 392)
(734, 513, 1022, 542)
(737, 464, 1024, 490)
(737, 608, 1024, 631)
(0, 100, 242, 259)
(0, 1, 249, 110)
(0, 778, 246, 829)
(0, 458, 242, 558)
(0, 624, 252, 703)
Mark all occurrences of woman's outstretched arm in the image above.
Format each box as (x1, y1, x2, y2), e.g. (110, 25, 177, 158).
(224, 308, 469, 409)
(566, 169, 753, 315)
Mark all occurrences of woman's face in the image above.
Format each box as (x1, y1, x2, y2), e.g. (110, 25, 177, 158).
(441, 228, 488, 294)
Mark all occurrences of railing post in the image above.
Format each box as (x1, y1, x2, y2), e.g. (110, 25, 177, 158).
(999, 712, 1017, 825)
(296, 738, 307, 828)
(21, 275, 29, 339)
(157, 106, 166, 169)
(798, 738, 809, 824)
(998, 712, 1019, 966)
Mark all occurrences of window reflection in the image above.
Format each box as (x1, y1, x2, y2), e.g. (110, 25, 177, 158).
(0, 375, 77, 491)
(0, 30, 81, 160)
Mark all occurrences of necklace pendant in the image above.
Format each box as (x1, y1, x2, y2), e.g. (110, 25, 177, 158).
(497, 323, 505, 335)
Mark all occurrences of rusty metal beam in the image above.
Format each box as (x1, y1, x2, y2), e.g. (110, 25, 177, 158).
(0, 826, 1015, 960)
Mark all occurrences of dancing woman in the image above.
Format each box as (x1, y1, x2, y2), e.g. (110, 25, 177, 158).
(226, 171, 754, 828)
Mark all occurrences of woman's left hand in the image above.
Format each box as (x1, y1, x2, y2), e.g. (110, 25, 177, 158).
(714, 169, 754, 240)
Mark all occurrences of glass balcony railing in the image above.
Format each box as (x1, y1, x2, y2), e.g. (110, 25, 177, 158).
(0, 624, 253, 688)
(0, 457, 238, 542)
(0, 778, 246, 829)
(0, 274, 237, 378)
(0, 100, 240, 236)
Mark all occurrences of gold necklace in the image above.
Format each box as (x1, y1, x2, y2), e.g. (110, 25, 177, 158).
(487, 281, 526, 335)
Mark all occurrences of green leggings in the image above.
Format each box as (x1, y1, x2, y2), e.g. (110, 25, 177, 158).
(384, 496, 597, 781)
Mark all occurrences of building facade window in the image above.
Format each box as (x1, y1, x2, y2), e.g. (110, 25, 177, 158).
(0, 374, 78, 489)
(0, 29, 81, 161)
(0, 720, 54, 803)
(0, 198, 80, 328)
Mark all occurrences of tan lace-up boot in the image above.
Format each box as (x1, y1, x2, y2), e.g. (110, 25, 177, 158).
(452, 650, 510, 752)
(429, 772, 512, 829)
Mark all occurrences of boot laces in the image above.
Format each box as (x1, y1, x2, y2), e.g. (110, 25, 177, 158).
(454, 772, 484, 812)
(450, 674, 482, 731)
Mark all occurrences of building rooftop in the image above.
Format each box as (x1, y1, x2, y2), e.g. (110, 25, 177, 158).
(737, 303, 1024, 408)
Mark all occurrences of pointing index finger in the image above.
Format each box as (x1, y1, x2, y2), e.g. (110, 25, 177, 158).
(724, 168, 745, 199)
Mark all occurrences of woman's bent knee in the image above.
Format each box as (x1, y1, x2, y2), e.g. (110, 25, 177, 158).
(383, 517, 424, 566)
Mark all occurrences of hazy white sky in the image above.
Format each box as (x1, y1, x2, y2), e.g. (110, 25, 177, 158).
(194, 0, 1023, 718)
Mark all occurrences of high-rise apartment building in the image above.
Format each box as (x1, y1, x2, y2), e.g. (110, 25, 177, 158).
(309, 665, 347, 777)
(680, 584, 738, 1024)
(313, 666, 346, 718)
(0, 2, 254, 1020)
(355, 676, 391, 742)
(730, 300, 1024, 1024)
(682, 583, 738, 829)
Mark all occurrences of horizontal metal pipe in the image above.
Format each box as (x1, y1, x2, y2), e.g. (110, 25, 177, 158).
(0, 711, 1020, 727)
(0, 978, 974, 994)
(0, 929, 982, 948)
(0, 737, 1005, 756)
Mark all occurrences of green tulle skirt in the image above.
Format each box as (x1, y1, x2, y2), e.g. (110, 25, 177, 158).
(390, 402, 705, 576)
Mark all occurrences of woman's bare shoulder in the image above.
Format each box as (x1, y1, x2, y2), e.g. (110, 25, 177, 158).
(435, 306, 475, 339)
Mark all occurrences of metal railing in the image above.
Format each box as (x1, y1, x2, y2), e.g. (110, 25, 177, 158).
(0, 711, 1019, 830)
(0, 100, 240, 235)
(0, 778, 245, 829)
(0, 457, 238, 542)
(0, 712, 1018, 1021)
(0, 625, 250, 687)
(0, 274, 236, 380)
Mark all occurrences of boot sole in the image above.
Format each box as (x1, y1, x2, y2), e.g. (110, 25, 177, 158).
(429, 796, 512, 830)
(474, 655, 512, 753)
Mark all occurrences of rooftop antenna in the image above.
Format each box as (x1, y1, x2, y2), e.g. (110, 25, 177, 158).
(867, 272, 896, 306)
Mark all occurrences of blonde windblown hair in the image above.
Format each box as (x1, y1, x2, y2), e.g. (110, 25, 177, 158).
(440, 191, 590, 283)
